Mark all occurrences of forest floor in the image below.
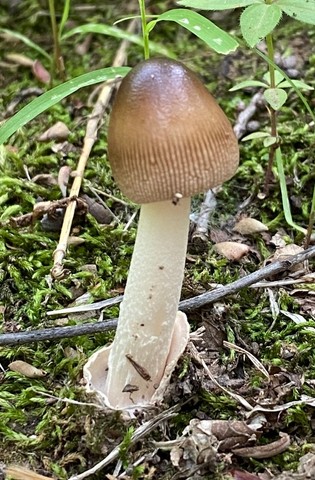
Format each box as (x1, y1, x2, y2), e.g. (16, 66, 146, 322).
(0, 1, 315, 479)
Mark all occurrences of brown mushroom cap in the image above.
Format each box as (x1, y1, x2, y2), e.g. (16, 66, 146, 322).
(108, 58, 239, 204)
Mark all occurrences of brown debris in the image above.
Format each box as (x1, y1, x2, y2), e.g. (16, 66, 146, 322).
(38, 121, 70, 142)
(215, 241, 250, 261)
(32, 59, 51, 84)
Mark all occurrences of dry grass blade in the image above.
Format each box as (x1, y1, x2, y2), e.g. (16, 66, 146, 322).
(189, 342, 253, 411)
(51, 19, 138, 280)
(5, 466, 55, 480)
(223, 341, 270, 379)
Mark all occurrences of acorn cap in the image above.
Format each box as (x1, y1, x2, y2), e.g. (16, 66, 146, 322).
(108, 58, 239, 204)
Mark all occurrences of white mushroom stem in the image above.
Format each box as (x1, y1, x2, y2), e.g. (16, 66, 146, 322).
(105, 197, 191, 409)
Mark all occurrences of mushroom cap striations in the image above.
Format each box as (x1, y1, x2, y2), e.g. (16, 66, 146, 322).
(108, 58, 239, 204)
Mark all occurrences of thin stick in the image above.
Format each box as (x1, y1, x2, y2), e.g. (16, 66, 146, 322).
(233, 91, 264, 140)
(192, 189, 217, 241)
(1, 246, 314, 346)
(51, 20, 137, 280)
(180, 245, 314, 312)
(0, 320, 118, 346)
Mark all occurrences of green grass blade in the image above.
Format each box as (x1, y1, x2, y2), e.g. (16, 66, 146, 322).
(275, 147, 306, 235)
(0, 28, 51, 62)
(59, 0, 71, 39)
(177, 0, 262, 10)
(305, 184, 315, 246)
(0, 67, 130, 145)
(62, 23, 173, 57)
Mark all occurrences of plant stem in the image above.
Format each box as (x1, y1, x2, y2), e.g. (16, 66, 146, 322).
(305, 184, 315, 248)
(138, 0, 150, 59)
(264, 32, 278, 193)
(48, 0, 65, 79)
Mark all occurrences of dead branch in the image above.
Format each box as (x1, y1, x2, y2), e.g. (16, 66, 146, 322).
(180, 245, 315, 312)
(0, 245, 314, 346)
(0, 320, 118, 346)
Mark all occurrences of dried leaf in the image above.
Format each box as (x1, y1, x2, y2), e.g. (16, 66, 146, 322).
(227, 469, 261, 480)
(9, 360, 47, 378)
(32, 173, 57, 187)
(184, 419, 260, 451)
(58, 165, 72, 197)
(270, 244, 305, 272)
(234, 218, 269, 235)
(6, 53, 34, 67)
(169, 417, 263, 469)
(32, 59, 51, 84)
(215, 241, 250, 261)
(67, 236, 86, 246)
(38, 121, 70, 142)
(5, 466, 54, 480)
(51, 141, 78, 155)
(280, 310, 315, 333)
(81, 194, 112, 224)
(270, 232, 286, 248)
(232, 432, 290, 458)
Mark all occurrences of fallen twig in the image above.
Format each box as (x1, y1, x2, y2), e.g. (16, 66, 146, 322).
(0, 319, 118, 346)
(233, 91, 264, 140)
(51, 19, 137, 280)
(0, 245, 314, 346)
(179, 245, 315, 312)
(192, 189, 217, 242)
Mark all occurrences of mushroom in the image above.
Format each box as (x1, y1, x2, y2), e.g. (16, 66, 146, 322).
(84, 58, 239, 410)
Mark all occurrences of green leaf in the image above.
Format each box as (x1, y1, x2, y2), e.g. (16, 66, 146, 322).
(0, 28, 51, 61)
(264, 88, 287, 110)
(263, 70, 285, 86)
(276, 0, 315, 25)
(240, 4, 282, 47)
(254, 47, 315, 123)
(229, 80, 267, 91)
(241, 131, 271, 141)
(277, 79, 314, 90)
(148, 9, 238, 54)
(0, 67, 130, 145)
(62, 23, 173, 57)
(0, 205, 22, 221)
(177, 0, 263, 10)
(263, 136, 277, 147)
